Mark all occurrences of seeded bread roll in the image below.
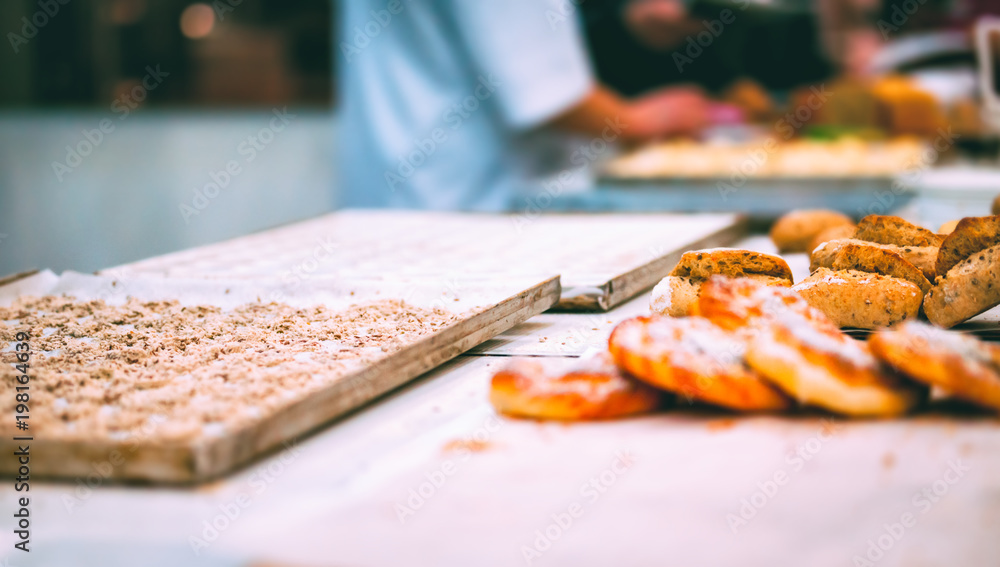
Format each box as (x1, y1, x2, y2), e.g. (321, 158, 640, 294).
(854, 215, 943, 248)
(793, 268, 922, 329)
(670, 248, 794, 281)
(924, 243, 1000, 328)
(810, 238, 938, 281)
(770, 210, 853, 253)
(870, 321, 1000, 412)
(935, 216, 1000, 277)
(807, 223, 857, 256)
(651, 249, 794, 317)
(830, 242, 931, 293)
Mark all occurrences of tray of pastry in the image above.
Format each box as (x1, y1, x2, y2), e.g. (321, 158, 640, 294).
(105, 210, 748, 312)
(596, 139, 927, 217)
(602, 138, 928, 181)
(0, 269, 560, 483)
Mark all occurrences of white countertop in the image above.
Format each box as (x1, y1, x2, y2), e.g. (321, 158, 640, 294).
(2, 235, 998, 567)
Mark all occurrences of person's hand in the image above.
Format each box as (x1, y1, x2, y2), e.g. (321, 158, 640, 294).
(623, 86, 710, 141)
(624, 0, 695, 50)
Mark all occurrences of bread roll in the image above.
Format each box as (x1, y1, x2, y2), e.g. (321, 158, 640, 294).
(993, 195, 1000, 216)
(870, 321, 1000, 412)
(651, 249, 793, 317)
(770, 210, 853, 253)
(489, 351, 664, 420)
(609, 315, 790, 411)
(939, 220, 960, 235)
(853, 215, 943, 247)
(693, 275, 828, 332)
(745, 310, 925, 417)
(829, 242, 931, 293)
(808, 223, 857, 256)
(934, 216, 1000, 276)
(924, 243, 1000, 328)
(810, 238, 938, 281)
(793, 268, 922, 329)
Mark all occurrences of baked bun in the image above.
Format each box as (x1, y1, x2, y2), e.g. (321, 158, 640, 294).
(853, 215, 943, 248)
(924, 216, 1000, 328)
(870, 321, 1000, 411)
(608, 315, 790, 411)
(808, 223, 857, 256)
(939, 220, 960, 235)
(793, 268, 922, 329)
(993, 194, 1000, 216)
(829, 242, 931, 293)
(651, 249, 793, 317)
(489, 351, 664, 420)
(924, 242, 1000, 328)
(693, 275, 826, 332)
(771, 210, 853, 253)
(650, 276, 702, 318)
(934, 216, 1000, 276)
(745, 310, 925, 417)
(671, 249, 794, 282)
(810, 238, 938, 281)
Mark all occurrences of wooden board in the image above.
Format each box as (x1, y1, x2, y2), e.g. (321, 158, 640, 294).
(0, 271, 560, 484)
(106, 210, 747, 311)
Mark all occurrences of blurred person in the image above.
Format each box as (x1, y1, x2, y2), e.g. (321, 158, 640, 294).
(337, 0, 710, 211)
(817, 0, 1000, 76)
(582, 0, 833, 96)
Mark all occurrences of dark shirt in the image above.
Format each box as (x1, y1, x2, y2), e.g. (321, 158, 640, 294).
(580, 0, 834, 95)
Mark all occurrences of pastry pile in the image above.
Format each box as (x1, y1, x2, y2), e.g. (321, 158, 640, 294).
(489, 211, 1000, 421)
(803, 214, 1000, 329)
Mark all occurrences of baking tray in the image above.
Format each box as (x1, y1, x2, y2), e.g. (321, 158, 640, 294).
(0, 269, 560, 483)
(105, 210, 748, 312)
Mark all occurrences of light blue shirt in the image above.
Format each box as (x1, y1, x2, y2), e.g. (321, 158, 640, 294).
(337, 0, 594, 211)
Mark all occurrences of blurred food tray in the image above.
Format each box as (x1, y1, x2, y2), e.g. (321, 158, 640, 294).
(573, 177, 915, 219)
(0, 270, 560, 483)
(106, 210, 748, 311)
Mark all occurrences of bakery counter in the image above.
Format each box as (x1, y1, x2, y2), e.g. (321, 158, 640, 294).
(5, 234, 998, 567)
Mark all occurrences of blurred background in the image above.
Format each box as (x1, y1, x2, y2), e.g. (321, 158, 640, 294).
(0, 0, 335, 275)
(2, 0, 999, 275)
